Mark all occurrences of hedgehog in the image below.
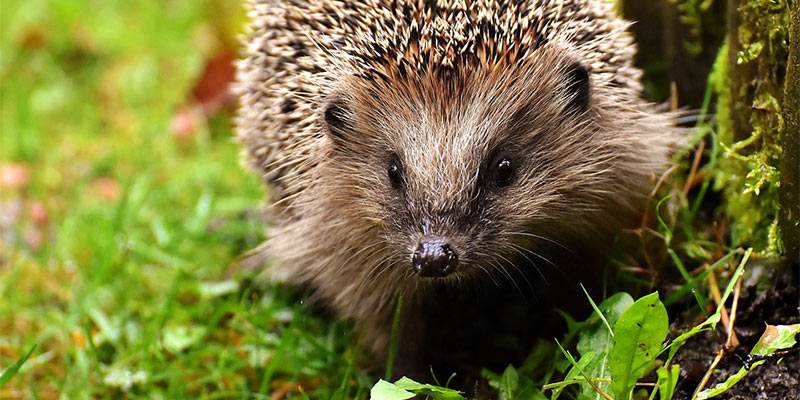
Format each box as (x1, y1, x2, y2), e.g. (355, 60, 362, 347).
(236, 0, 683, 380)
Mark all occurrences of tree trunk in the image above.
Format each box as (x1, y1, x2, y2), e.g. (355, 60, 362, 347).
(781, 0, 799, 266)
(715, 0, 790, 253)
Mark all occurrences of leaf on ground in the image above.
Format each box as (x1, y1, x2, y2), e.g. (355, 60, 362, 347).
(0, 163, 30, 189)
(576, 292, 634, 397)
(371, 377, 465, 400)
(393, 377, 464, 400)
(170, 106, 202, 139)
(162, 324, 207, 353)
(609, 292, 668, 400)
(500, 365, 518, 399)
(697, 324, 800, 399)
(192, 50, 236, 110)
(750, 323, 800, 355)
(487, 365, 519, 400)
(370, 379, 415, 400)
(103, 367, 148, 390)
(198, 280, 239, 299)
(656, 364, 680, 400)
(550, 346, 596, 400)
(90, 177, 122, 202)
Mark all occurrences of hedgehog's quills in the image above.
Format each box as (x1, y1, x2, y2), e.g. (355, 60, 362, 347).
(236, 0, 684, 381)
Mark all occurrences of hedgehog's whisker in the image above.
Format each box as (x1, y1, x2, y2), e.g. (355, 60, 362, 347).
(495, 251, 535, 294)
(506, 231, 572, 255)
(487, 258, 523, 298)
(507, 242, 550, 287)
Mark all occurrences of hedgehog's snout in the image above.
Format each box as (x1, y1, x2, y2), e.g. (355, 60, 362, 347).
(412, 238, 458, 278)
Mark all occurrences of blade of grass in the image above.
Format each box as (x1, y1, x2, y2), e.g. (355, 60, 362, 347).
(385, 294, 404, 380)
(663, 249, 738, 306)
(581, 284, 614, 337)
(668, 248, 709, 315)
(0, 345, 36, 388)
(554, 339, 613, 400)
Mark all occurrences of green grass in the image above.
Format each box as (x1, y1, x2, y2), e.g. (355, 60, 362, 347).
(0, 1, 373, 398)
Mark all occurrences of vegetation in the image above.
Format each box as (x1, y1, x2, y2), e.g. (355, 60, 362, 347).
(1, 1, 370, 398)
(1, 1, 796, 399)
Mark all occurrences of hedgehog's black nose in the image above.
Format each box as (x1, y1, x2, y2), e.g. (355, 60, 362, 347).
(412, 239, 458, 277)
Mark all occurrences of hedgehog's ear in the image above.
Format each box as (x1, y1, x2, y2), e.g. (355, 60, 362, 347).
(564, 62, 591, 115)
(322, 97, 352, 144)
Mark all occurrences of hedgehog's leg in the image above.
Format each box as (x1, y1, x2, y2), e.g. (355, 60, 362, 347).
(391, 308, 431, 381)
(358, 296, 432, 382)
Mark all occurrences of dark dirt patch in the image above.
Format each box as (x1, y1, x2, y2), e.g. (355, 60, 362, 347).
(671, 269, 800, 400)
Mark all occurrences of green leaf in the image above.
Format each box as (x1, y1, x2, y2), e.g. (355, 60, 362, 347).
(697, 324, 800, 399)
(550, 341, 598, 400)
(609, 292, 668, 400)
(695, 366, 753, 400)
(393, 377, 465, 400)
(371, 377, 465, 400)
(370, 379, 415, 400)
(576, 292, 634, 398)
(499, 365, 519, 400)
(655, 364, 680, 400)
(198, 280, 239, 299)
(750, 324, 800, 355)
(161, 324, 207, 353)
(0, 345, 36, 388)
(103, 367, 148, 390)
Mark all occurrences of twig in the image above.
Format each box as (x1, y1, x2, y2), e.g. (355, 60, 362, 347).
(707, 269, 731, 334)
(692, 251, 751, 399)
(692, 350, 724, 400)
(670, 81, 679, 112)
(725, 267, 743, 349)
(683, 139, 706, 195)
(649, 165, 679, 199)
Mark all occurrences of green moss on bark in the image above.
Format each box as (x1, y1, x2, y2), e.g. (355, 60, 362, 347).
(781, 0, 799, 263)
(713, 0, 791, 254)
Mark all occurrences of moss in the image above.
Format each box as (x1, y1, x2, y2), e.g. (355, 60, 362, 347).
(712, 0, 790, 255)
(781, 0, 799, 262)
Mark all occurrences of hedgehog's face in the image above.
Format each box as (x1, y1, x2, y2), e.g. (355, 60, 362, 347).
(320, 55, 602, 284)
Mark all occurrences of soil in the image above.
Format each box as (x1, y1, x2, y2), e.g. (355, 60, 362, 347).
(670, 268, 800, 400)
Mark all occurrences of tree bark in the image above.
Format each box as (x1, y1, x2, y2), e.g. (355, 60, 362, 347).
(727, 0, 757, 143)
(781, 0, 799, 265)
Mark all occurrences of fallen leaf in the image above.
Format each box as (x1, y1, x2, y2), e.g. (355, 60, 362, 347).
(170, 106, 202, 139)
(0, 163, 30, 189)
(192, 50, 236, 113)
(90, 177, 121, 202)
(30, 201, 48, 225)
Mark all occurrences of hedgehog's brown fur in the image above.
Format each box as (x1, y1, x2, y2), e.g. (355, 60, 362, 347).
(237, 0, 683, 380)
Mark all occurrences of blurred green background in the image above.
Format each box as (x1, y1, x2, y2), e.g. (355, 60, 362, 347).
(1, 1, 371, 398)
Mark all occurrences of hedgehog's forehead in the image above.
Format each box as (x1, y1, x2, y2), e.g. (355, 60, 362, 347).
(320, 0, 553, 78)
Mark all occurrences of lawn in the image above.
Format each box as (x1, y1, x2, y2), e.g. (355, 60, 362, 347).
(1, 1, 372, 398)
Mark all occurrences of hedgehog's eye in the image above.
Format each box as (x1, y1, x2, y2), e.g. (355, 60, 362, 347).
(493, 157, 514, 187)
(388, 158, 404, 189)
